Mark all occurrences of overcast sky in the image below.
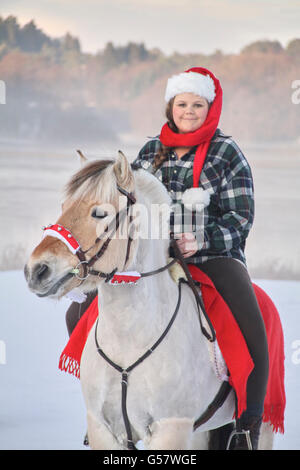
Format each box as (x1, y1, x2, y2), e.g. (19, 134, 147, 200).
(1, 0, 299, 55)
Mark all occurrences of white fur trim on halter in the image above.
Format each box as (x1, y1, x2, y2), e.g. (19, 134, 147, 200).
(165, 71, 216, 103)
(65, 288, 88, 303)
(181, 188, 211, 211)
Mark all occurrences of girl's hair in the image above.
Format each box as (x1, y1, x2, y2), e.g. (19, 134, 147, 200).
(153, 98, 177, 169)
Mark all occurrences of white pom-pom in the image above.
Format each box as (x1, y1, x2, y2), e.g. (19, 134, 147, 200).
(181, 188, 210, 211)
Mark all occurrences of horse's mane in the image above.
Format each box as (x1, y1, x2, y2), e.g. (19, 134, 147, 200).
(64, 159, 116, 202)
(64, 158, 171, 208)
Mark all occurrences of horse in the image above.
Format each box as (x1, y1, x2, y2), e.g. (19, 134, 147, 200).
(24, 151, 275, 450)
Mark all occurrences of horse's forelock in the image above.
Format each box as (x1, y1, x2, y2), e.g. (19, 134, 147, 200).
(65, 159, 115, 201)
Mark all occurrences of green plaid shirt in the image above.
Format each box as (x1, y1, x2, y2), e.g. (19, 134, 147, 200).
(133, 129, 254, 266)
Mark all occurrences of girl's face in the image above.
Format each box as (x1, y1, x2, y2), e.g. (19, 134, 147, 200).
(172, 93, 209, 134)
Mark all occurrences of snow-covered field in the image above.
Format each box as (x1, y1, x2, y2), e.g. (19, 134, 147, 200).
(0, 270, 299, 450)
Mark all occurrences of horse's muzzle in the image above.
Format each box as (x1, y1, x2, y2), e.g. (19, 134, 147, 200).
(24, 261, 73, 298)
(24, 262, 50, 286)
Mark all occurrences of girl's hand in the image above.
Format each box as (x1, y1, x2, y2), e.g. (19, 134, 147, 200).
(174, 232, 198, 258)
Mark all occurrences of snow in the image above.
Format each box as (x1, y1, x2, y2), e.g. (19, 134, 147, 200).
(0, 271, 299, 450)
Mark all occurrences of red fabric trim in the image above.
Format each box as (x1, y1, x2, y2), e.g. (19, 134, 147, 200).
(43, 224, 80, 253)
(59, 268, 285, 432)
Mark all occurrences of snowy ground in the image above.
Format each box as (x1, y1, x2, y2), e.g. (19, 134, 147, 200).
(0, 270, 299, 450)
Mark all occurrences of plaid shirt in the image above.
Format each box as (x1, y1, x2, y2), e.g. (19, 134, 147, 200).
(133, 129, 254, 266)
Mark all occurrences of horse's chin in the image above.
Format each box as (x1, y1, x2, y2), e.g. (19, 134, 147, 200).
(37, 277, 98, 301)
(33, 272, 76, 300)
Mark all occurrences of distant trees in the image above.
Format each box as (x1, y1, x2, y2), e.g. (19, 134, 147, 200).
(0, 16, 19, 48)
(0, 15, 299, 144)
(241, 40, 284, 55)
(0, 16, 81, 57)
(99, 41, 154, 70)
(286, 38, 300, 61)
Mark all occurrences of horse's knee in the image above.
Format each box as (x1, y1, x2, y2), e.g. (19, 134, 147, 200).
(145, 417, 194, 450)
(86, 412, 122, 450)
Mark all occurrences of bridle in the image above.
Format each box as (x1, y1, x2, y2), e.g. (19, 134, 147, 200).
(42, 183, 231, 450)
(43, 185, 138, 285)
(43, 185, 182, 287)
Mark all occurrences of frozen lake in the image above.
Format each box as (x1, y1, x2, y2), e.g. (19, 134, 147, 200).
(0, 141, 300, 279)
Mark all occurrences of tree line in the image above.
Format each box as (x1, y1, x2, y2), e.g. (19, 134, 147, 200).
(0, 15, 299, 145)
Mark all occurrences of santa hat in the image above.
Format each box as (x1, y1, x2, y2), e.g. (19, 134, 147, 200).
(165, 70, 216, 103)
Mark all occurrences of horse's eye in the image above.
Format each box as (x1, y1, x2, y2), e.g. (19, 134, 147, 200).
(91, 209, 108, 219)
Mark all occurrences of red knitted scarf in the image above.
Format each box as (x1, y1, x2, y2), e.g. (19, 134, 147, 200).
(159, 67, 223, 187)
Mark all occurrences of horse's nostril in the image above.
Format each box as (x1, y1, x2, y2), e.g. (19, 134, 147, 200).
(34, 263, 50, 282)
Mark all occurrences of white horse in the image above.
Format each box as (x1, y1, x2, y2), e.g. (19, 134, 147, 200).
(24, 151, 274, 450)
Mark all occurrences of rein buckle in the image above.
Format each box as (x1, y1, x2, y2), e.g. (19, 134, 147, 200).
(71, 260, 89, 281)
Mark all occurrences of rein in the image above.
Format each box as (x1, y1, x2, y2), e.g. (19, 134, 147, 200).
(43, 184, 178, 286)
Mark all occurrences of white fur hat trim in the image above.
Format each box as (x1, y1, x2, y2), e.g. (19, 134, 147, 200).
(181, 188, 211, 211)
(165, 71, 216, 103)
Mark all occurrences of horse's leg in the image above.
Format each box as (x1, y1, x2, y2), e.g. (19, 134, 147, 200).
(257, 422, 274, 450)
(144, 417, 194, 450)
(86, 411, 123, 450)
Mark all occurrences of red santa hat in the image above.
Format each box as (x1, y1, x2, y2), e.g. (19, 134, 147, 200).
(164, 69, 216, 103)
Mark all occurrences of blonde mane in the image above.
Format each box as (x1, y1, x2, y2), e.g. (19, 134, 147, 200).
(64, 159, 118, 203)
(64, 158, 171, 209)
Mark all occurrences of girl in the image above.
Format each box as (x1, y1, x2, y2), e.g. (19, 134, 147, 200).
(131, 67, 269, 450)
(66, 67, 269, 449)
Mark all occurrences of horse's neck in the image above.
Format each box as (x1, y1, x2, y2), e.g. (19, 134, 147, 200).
(97, 236, 177, 354)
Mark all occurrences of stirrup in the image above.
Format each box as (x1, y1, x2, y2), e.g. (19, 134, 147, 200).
(83, 432, 89, 446)
(226, 429, 253, 450)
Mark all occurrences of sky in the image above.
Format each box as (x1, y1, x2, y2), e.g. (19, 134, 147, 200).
(1, 0, 299, 55)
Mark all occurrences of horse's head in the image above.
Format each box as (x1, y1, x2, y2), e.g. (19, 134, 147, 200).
(24, 151, 139, 299)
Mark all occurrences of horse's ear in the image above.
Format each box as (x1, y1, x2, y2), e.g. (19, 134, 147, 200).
(113, 150, 132, 186)
(76, 149, 88, 167)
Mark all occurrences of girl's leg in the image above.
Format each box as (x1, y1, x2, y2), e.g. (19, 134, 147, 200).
(199, 257, 269, 449)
